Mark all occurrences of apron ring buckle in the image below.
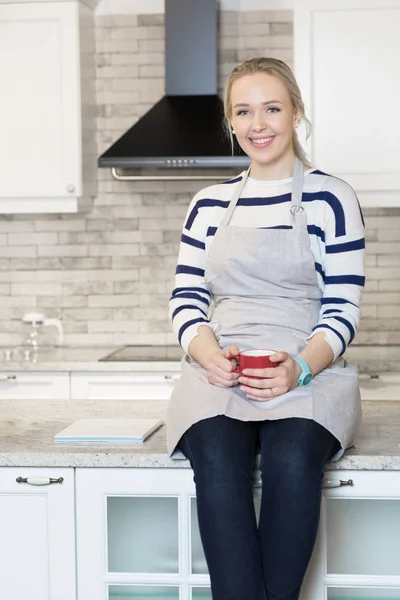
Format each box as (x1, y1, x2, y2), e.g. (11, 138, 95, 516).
(290, 205, 304, 215)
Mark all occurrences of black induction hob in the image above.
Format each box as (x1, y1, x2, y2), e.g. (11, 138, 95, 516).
(99, 345, 184, 362)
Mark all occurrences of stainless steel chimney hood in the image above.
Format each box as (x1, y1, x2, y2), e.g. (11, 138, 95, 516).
(97, 0, 250, 178)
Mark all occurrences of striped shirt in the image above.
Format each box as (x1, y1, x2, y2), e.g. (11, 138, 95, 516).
(169, 168, 365, 360)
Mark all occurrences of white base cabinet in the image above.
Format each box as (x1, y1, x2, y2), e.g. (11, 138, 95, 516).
(75, 468, 400, 600)
(308, 470, 400, 600)
(0, 467, 76, 600)
(1, 465, 400, 599)
(0, 371, 70, 400)
(75, 468, 209, 600)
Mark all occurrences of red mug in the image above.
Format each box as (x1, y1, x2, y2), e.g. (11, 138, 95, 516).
(227, 349, 279, 384)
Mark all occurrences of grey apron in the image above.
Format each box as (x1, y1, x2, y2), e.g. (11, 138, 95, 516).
(167, 158, 361, 459)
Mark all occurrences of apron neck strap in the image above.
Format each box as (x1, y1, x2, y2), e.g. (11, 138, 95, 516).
(221, 158, 305, 227)
(221, 167, 251, 227)
(290, 157, 305, 210)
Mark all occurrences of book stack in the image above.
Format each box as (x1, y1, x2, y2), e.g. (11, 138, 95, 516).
(54, 418, 163, 445)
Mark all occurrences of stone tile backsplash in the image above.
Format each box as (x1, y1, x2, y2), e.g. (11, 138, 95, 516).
(0, 10, 399, 347)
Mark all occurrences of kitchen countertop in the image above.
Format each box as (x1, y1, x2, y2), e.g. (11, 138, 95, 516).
(0, 344, 399, 373)
(0, 345, 183, 372)
(0, 399, 400, 470)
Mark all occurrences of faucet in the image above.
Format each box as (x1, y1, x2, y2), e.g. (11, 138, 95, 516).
(22, 312, 64, 347)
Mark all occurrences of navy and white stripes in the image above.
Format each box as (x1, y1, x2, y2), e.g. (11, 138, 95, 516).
(169, 168, 365, 358)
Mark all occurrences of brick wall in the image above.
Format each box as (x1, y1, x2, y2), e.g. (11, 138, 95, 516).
(0, 10, 399, 347)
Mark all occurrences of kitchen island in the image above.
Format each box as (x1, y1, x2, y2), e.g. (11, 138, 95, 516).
(1, 398, 400, 600)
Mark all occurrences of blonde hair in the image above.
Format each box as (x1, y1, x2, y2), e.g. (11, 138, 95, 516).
(223, 57, 312, 166)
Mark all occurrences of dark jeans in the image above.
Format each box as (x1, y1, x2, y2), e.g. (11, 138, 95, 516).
(179, 416, 340, 600)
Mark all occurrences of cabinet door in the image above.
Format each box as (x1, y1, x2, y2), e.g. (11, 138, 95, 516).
(76, 468, 195, 600)
(0, 371, 70, 400)
(294, 0, 400, 202)
(70, 371, 181, 400)
(0, 467, 76, 600)
(0, 3, 81, 202)
(316, 470, 400, 599)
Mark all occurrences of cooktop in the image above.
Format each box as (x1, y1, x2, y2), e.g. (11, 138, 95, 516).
(99, 345, 184, 362)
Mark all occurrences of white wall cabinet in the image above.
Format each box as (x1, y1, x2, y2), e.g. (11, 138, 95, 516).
(70, 371, 181, 400)
(0, 467, 76, 600)
(0, 0, 96, 213)
(294, 0, 400, 206)
(0, 371, 70, 400)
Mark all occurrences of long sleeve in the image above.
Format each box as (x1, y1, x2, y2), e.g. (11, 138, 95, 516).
(307, 179, 366, 359)
(169, 191, 214, 353)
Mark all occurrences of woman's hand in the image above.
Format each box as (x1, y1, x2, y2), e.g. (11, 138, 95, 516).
(238, 351, 301, 401)
(205, 344, 241, 388)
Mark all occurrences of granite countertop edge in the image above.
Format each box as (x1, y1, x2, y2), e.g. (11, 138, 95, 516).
(1, 452, 400, 471)
(0, 361, 183, 372)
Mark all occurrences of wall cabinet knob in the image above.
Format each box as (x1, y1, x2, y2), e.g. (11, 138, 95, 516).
(66, 184, 75, 193)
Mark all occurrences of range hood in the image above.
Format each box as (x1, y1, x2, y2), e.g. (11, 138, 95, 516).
(98, 0, 250, 173)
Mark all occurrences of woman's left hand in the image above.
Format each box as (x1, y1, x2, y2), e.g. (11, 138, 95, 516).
(238, 351, 302, 401)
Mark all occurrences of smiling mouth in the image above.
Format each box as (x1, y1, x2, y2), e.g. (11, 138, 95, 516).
(249, 136, 275, 147)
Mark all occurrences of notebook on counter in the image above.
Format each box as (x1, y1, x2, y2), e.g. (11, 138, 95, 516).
(54, 418, 163, 445)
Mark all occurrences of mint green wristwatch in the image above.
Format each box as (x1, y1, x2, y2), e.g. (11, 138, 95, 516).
(293, 357, 313, 386)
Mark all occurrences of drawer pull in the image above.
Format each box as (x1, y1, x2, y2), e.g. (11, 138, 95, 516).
(323, 478, 354, 489)
(0, 375, 17, 381)
(16, 477, 64, 486)
(164, 374, 180, 382)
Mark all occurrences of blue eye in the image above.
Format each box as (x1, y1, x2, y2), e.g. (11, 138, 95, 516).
(267, 107, 280, 113)
(236, 110, 249, 116)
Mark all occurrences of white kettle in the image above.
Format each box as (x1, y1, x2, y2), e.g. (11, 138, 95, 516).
(22, 312, 64, 347)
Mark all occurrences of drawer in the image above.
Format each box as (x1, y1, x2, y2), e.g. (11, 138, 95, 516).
(70, 371, 181, 400)
(0, 371, 70, 400)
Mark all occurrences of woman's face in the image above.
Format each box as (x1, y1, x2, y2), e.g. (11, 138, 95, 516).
(230, 72, 298, 179)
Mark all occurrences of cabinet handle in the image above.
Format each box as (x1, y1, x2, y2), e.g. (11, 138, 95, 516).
(164, 374, 181, 382)
(66, 184, 75, 193)
(0, 375, 17, 381)
(322, 478, 354, 489)
(16, 477, 64, 486)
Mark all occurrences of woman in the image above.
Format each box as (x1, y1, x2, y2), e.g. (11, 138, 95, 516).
(167, 57, 365, 600)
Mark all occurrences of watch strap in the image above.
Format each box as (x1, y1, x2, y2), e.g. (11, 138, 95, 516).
(293, 356, 313, 386)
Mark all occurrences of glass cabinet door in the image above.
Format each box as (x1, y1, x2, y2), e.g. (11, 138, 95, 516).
(191, 587, 212, 599)
(108, 585, 180, 600)
(107, 497, 179, 573)
(326, 499, 400, 575)
(328, 588, 400, 599)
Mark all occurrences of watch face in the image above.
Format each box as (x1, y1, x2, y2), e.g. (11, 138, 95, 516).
(302, 373, 313, 386)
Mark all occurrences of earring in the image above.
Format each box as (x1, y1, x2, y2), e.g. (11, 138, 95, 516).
(231, 129, 236, 135)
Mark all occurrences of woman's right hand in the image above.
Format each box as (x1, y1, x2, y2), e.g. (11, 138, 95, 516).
(205, 345, 241, 387)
